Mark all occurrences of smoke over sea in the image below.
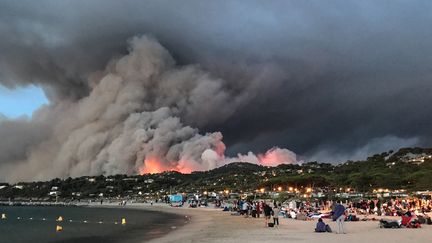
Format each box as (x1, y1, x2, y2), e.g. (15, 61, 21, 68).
(0, 36, 297, 182)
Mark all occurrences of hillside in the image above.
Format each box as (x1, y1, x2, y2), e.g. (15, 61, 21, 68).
(1, 147, 432, 200)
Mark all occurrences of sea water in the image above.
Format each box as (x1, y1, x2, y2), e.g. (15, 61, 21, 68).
(0, 206, 183, 243)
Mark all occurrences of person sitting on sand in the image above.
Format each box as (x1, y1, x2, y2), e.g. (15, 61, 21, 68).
(289, 209, 297, 219)
(401, 211, 421, 228)
(296, 209, 308, 221)
(315, 218, 327, 232)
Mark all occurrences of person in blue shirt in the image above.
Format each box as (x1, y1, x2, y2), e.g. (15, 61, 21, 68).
(315, 218, 327, 232)
(333, 200, 346, 234)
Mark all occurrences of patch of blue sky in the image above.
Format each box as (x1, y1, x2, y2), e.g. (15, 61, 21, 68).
(0, 85, 48, 118)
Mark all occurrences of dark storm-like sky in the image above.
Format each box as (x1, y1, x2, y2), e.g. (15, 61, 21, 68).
(1, 0, 432, 162)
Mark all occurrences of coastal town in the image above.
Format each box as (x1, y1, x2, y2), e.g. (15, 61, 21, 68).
(1, 147, 431, 210)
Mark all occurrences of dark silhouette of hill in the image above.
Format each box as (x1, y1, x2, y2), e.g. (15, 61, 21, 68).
(1, 147, 432, 200)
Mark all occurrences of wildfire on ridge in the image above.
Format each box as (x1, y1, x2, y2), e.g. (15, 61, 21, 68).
(139, 146, 296, 175)
(140, 156, 195, 174)
(140, 157, 169, 174)
(257, 147, 296, 167)
(214, 142, 226, 157)
(175, 160, 193, 174)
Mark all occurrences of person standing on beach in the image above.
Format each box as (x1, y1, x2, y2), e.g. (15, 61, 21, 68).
(257, 202, 262, 218)
(272, 204, 281, 226)
(333, 200, 346, 234)
(263, 203, 273, 227)
(242, 201, 249, 217)
(252, 202, 257, 218)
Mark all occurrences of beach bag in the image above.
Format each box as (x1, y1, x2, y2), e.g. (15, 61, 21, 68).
(325, 224, 332, 233)
(426, 217, 432, 225)
(268, 223, 275, 227)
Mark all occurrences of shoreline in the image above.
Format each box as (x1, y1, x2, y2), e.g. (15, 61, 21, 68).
(93, 203, 214, 243)
(0, 204, 183, 243)
(105, 203, 432, 243)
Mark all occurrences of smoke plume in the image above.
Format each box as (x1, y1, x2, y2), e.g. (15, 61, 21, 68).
(0, 36, 297, 182)
(2, 1, 432, 182)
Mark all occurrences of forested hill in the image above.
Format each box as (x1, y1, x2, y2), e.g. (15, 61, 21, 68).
(1, 147, 432, 199)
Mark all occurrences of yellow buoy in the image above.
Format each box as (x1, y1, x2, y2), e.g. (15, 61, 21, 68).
(56, 216, 63, 222)
(121, 218, 126, 225)
(1, 213, 6, 219)
(56, 225, 63, 232)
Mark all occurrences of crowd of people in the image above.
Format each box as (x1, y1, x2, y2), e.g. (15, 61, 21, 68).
(346, 197, 432, 216)
(225, 200, 283, 227)
(219, 196, 432, 233)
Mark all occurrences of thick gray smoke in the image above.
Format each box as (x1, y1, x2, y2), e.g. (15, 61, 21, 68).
(0, 36, 297, 182)
(1, 1, 432, 181)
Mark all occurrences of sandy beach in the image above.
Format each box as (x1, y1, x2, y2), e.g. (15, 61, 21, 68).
(115, 204, 432, 243)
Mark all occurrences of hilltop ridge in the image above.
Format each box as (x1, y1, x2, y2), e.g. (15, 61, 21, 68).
(1, 147, 432, 200)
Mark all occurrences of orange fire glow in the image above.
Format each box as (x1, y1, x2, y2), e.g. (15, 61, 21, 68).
(140, 156, 196, 175)
(259, 153, 280, 166)
(258, 147, 295, 166)
(215, 142, 226, 157)
(140, 157, 169, 174)
(176, 160, 194, 174)
(139, 143, 226, 175)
